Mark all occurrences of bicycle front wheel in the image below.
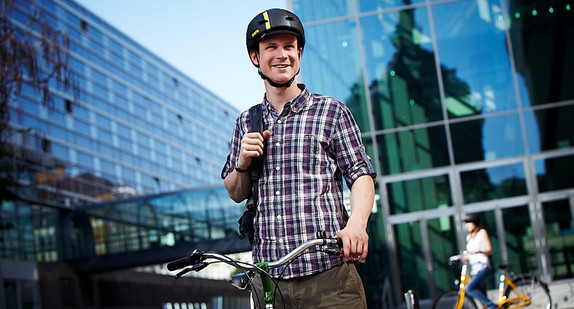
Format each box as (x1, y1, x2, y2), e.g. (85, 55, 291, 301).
(504, 275, 552, 309)
(433, 289, 478, 309)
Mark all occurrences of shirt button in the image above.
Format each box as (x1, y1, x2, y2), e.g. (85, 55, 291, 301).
(277, 215, 281, 220)
(275, 191, 280, 195)
(277, 119, 282, 124)
(275, 166, 280, 171)
(279, 238, 284, 243)
(275, 142, 281, 147)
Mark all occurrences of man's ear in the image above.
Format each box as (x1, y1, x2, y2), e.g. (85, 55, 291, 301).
(249, 50, 260, 67)
(298, 47, 303, 59)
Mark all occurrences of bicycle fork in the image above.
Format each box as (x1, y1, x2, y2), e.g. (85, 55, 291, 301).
(456, 264, 471, 309)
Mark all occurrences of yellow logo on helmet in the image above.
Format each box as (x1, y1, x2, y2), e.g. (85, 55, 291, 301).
(251, 29, 259, 38)
(263, 11, 271, 30)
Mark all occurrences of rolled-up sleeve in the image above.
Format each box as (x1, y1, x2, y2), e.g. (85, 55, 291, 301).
(332, 106, 376, 188)
(221, 112, 248, 180)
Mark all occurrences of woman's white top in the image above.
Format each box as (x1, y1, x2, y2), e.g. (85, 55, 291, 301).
(466, 228, 491, 275)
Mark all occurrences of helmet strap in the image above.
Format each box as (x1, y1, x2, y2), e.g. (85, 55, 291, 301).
(258, 68, 299, 88)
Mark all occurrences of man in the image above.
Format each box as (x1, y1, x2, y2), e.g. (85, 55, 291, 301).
(221, 8, 376, 308)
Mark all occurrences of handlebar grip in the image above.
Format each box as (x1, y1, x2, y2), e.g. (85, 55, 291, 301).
(167, 256, 193, 271)
(167, 249, 203, 271)
(336, 237, 343, 248)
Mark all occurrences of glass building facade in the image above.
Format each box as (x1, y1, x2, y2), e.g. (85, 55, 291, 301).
(3, 0, 238, 206)
(290, 0, 574, 305)
(1, 0, 239, 264)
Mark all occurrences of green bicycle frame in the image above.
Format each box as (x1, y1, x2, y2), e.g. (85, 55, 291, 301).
(255, 261, 276, 307)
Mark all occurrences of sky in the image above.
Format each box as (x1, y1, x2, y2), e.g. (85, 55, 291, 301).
(74, 0, 287, 112)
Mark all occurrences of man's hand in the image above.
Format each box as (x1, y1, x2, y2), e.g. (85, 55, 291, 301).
(224, 130, 271, 202)
(336, 175, 374, 263)
(237, 130, 271, 170)
(337, 222, 369, 263)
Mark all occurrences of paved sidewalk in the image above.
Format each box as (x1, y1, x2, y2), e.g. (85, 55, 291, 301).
(547, 278, 574, 309)
(400, 278, 574, 309)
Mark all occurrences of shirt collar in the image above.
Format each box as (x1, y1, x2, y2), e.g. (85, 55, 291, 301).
(263, 84, 310, 117)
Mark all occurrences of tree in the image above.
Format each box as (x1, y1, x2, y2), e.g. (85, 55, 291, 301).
(1, 0, 74, 207)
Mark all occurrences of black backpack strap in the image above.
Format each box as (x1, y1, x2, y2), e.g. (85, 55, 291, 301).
(248, 104, 264, 182)
(238, 104, 264, 245)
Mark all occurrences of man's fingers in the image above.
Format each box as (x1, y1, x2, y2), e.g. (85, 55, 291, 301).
(262, 130, 271, 140)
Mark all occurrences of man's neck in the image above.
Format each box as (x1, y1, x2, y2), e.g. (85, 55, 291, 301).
(265, 82, 302, 115)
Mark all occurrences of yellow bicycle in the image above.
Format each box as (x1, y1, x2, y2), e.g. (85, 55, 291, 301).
(433, 257, 552, 309)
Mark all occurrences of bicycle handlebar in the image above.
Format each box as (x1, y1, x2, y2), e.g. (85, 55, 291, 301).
(167, 235, 343, 274)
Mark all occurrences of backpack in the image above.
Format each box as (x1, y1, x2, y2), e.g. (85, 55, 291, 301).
(237, 104, 264, 245)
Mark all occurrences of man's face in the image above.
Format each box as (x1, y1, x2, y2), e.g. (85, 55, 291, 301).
(251, 33, 302, 85)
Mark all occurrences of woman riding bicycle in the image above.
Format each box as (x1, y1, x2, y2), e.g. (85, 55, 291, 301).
(451, 213, 497, 309)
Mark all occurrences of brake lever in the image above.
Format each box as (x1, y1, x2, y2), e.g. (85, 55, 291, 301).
(173, 261, 209, 279)
(175, 267, 193, 279)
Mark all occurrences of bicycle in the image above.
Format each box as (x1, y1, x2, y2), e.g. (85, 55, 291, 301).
(432, 253, 552, 309)
(167, 231, 344, 309)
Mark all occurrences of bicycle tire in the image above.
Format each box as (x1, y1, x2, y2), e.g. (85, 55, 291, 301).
(433, 289, 478, 309)
(503, 275, 552, 309)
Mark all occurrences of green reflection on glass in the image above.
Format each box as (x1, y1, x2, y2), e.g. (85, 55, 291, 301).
(377, 125, 449, 175)
(387, 174, 451, 214)
(503, 206, 536, 274)
(542, 200, 574, 280)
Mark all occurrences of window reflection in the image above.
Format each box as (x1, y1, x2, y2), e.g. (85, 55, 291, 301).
(433, 0, 518, 117)
(451, 113, 524, 164)
(378, 125, 449, 174)
(524, 105, 574, 153)
(430, 215, 457, 294)
(502, 205, 537, 274)
(359, 0, 425, 12)
(360, 8, 443, 130)
(304, 20, 363, 127)
(461, 163, 527, 204)
(292, 0, 354, 22)
(387, 174, 451, 214)
(509, 1, 574, 107)
(542, 199, 574, 280)
(535, 154, 574, 192)
(394, 221, 428, 296)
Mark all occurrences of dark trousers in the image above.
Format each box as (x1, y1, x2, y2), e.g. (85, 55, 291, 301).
(251, 262, 367, 309)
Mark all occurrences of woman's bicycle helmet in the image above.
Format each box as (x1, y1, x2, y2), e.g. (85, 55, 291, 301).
(246, 8, 305, 53)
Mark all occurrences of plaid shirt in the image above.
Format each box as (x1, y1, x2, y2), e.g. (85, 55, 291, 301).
(222, 85, 376, 279)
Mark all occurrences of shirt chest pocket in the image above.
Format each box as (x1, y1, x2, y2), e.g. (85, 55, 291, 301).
(286, 135, 331, 175)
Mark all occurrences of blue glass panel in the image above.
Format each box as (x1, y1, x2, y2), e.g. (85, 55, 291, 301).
(361, 8, 442, 130)
(293, 0, 355, 22)
(461, 162, 527, 203)
(433, 0, 518, 117)
(451, 113, 524, 164)
(359, 0, 425, 12)
(301, 19, 363, 122)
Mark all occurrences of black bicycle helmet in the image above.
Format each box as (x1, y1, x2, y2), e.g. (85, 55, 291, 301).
(246, 8, 305, 52)
(463, 213, 480, 224)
